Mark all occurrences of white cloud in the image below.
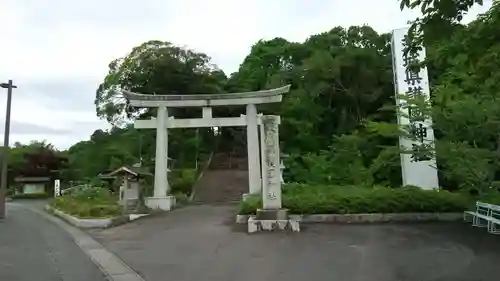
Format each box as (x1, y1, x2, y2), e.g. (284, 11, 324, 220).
(0, 0, 493, 149)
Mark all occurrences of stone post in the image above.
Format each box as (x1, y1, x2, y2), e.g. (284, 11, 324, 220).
(122, 176, 129, 214)
(247, 114, 300, 232)
(246, 104, 261, 195)
(260, 115, 282, 210)
(259, 118, 267, 198)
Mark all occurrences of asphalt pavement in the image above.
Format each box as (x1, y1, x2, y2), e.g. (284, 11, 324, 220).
(90, 204, 500, 281)
(0, 203, 108, 281)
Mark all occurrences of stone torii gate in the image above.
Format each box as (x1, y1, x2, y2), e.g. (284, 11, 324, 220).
(121, 85, 291, 211)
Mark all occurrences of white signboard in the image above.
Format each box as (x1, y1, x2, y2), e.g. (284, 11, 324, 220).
(54, 179, 61, 197)
(391, 27, 439, 190)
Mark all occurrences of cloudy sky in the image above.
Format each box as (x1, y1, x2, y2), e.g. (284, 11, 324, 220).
(0, 0, 492, 150)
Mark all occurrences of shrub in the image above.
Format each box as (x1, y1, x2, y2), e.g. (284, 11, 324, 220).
(474, 190, 500, 206)
(50, 196, 121, 218)
(238, 195, 260, 215)
(69, 186, 116, 203)
(174, 192, 189, 205)
(170, 168, 198, 195)
(170, 179, 193, 195)
(49, 186, 120, 218)
(237, 184, 470, 215)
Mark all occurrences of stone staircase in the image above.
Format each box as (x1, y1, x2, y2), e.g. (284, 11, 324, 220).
(192, 151, 249, 204)
(209, 152, 248, 170)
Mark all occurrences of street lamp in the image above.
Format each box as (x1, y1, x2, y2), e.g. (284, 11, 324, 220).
(0, 80, 17, 219)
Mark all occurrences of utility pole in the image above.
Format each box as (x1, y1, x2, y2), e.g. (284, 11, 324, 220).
(0, 80, 17, 219)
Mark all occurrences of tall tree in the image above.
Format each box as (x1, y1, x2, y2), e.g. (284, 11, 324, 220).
(95, 40, 227, 126)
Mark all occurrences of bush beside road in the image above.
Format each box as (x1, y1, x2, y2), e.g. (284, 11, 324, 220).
(238, 184, 500, 215)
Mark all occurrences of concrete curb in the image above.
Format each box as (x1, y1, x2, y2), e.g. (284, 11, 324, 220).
(29, 205, 145, 281)
(236, 212, 463, 224)
(45, 205, 129, 229)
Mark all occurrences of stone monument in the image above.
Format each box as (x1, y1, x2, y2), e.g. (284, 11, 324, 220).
(247, 115, 300, 233)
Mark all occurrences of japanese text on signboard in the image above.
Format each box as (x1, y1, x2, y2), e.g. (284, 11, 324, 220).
(401, 36, 430, 162)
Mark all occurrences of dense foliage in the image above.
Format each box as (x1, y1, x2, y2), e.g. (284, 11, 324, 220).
(237, 184, 472, 215)
(5, 141, 68, 194)
(7, 1, 500, 198)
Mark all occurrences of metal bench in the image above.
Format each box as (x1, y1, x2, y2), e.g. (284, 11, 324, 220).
(464, 201, 500, 234)
(486, 204, 500, 234)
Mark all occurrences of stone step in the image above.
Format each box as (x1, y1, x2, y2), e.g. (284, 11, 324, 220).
(209, 152, 248, 170)
(192, 170, 248, 203)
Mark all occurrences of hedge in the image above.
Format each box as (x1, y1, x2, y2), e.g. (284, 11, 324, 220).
(238, 184, 472, 215)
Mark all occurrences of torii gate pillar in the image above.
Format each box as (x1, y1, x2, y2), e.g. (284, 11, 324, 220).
(148, 106, 175, 210)
(245, 104, 261, 196)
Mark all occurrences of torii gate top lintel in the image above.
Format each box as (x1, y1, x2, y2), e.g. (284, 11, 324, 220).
(122, 85, 291, 108)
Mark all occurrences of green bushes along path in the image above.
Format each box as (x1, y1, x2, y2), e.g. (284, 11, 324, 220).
(238, 184, 474, 215)
(49, 187, 120, 219)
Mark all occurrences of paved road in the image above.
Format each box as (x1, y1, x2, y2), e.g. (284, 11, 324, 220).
(90, 204, 500, 281)
(0, 203, 108, 281)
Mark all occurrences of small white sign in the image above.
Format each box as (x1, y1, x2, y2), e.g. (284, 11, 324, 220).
(54, 179, 61, 197)
(391, 27, 439, 190)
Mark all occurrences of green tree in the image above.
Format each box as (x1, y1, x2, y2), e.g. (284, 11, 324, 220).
(60, 1, 500, 194)
(95, 40, 226, 125)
